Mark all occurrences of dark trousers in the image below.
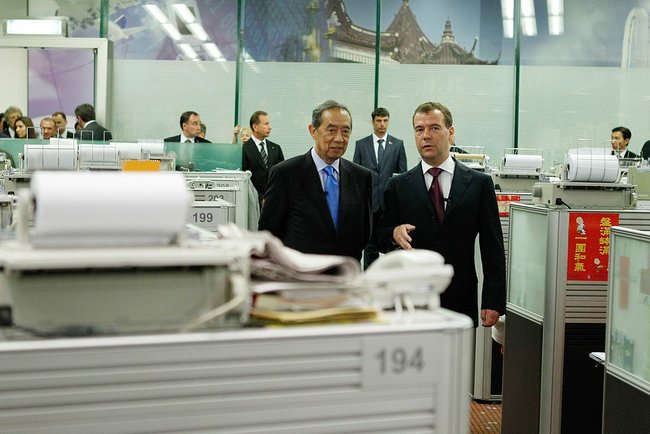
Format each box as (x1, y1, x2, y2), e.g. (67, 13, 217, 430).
(363, 210, 382, 270)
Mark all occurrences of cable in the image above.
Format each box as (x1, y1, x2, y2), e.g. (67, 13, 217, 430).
(180, 273, 248, 333)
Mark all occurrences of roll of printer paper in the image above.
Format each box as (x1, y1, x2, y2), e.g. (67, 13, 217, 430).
(502, 154, 543, 171)
(30, 171, 192, 246)
(564, 151, 619, 182)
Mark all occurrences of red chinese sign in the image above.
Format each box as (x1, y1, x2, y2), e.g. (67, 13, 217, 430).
(496, 194, 521, 217)
(566, 212, 619, 281)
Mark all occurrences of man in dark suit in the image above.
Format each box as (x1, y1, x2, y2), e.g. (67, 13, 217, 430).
(164, 111, 211, 143)
(353, 107, 407, 269)
(242, 110, 284, 204)
(52, 112, 75, 139)
(378, 101, 505, 327)
(259, 100, 372, 261)
(610, 126, 639, 158)
(74, 103, 112, 141)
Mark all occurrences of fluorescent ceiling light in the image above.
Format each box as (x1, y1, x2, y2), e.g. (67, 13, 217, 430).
(521, 0, 535, 18)
(521, 17, 537, 36)
(203, 43, 226, 61)
(162, 22, 182, 40)
(173, 4, 197, 24)
(4, 18, 67, 36)
(501, 0, 514, 38)
(143, 4, 169, 24)
(178, 43, 199, 60)
(548, 0, 564, 16)
(548, 16, 563, 35)
(188, 23, 209, 41)
(547, 0, 564, 36)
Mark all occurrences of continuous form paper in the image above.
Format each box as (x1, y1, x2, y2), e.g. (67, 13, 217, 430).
(31, 172, 192, 246)
(24, 144, 77, 171)
(502, 154, 543, 171)
(564, 149, 619, 182)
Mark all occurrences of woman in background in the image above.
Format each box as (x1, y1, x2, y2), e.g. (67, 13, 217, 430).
(14, 116, 36, 139)
(231, 124, 252, 144)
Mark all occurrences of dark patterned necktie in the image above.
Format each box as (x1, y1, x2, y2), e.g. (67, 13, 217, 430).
(428, 167, 444, 224)
(260, 141, 268, 167)
(377, 139, 385, 167)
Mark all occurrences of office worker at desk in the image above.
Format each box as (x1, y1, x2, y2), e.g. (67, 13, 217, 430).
(164, 111, 210, 143)
(74, 103, 112, 141)
(242, 111, 284, 203)
(353, 107, 407, 269)
(378, 101, 506, 327)
(259, 100, 372, 261)
(611, 126, 638, 159)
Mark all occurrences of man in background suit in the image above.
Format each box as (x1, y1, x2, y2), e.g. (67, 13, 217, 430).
(259, 100, 372, 261)
(74, 103, 112, 141)
(52, 112, 74, 138)
(242, 110, 284, 204)
(353, 107, 407, 268)
(164, 111, 211, 143)
(378, 101, 505, 327)
(610, 126, 639, 158)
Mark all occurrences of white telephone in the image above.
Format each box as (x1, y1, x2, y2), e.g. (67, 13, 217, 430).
(358, 249, 454, 312)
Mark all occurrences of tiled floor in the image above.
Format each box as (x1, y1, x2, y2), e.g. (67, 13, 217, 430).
(470, 400, 502, 433)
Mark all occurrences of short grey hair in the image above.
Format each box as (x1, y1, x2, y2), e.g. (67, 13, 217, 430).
(311, 100, 352, 129)
(3, 105, 23, 120)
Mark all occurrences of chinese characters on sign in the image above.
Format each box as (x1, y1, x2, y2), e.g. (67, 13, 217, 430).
(566, 213, 619, 281)
(496, 194, 521, 217)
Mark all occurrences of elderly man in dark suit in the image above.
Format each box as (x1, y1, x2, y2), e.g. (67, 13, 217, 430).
(259, 100, 372, 261)
(353, 107, 407, 269)
(164, 111, 211, 144)
(242, 110, 284, 204)
(74, 103, 112, 141)
(378, 101, 505, 328)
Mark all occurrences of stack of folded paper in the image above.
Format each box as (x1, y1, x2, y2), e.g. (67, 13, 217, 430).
(250, 282, 379, 324)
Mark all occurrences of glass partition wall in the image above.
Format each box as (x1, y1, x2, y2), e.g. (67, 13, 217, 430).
(4, 0, 647, 165)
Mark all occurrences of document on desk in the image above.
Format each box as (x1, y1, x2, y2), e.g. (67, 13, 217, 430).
(217, 224, 361, 282)
(251, 281, 378, 324)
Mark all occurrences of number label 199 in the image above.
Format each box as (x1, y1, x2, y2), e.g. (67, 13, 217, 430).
(362, 335, 437, 388)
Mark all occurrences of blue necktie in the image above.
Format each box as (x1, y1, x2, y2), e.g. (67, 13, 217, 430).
(323, 165, 339, 230)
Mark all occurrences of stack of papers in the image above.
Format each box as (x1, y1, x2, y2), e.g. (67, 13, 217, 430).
(250, 282, 379, 324)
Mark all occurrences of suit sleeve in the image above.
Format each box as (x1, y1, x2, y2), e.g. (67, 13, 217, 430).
(241, 145, 250, 172)
(277, 145, 285, 163)
(257, 164, 289, 238)
(478, 176, 507, 315)
(377, 177, 401, 253)
(361, 168, 373, 246)
(396, 140, 407, 173)
(353, 141, 361, 164)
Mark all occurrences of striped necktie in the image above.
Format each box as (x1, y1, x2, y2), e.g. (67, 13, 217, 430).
(260, 141, 268, 167)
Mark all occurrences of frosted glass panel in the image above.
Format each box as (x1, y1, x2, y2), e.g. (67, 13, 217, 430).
(518, 67, 650, 168)
(608, 229, 650, 392)
(508, 207, 547, 317)
(378, 64, 515, 165)
(110, 59, 236, 143)
(238, 62, 374, 159)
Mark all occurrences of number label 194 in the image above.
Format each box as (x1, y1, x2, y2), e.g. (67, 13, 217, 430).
(362, 335, 437, 388)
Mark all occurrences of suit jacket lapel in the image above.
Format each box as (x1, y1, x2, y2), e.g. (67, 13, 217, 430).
(411, 164, 436, 216)
(445, 159, 473, 218)
(365, 138, 379, 170)
(301, 152, 336, 233)
(248, 140, 266, 168)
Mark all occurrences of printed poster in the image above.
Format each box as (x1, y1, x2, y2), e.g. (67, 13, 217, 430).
(566, 212, 619, 281)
